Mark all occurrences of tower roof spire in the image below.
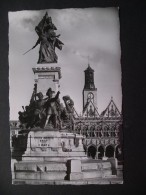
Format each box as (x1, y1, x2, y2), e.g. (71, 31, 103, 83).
(88, 55, 90, 67)
(84, 63, 94, 72)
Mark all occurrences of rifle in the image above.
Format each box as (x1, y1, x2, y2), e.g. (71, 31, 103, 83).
(23, 44, 37, 55)
(23, 12, 48, 56)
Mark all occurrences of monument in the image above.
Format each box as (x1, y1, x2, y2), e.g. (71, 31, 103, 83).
(11, 12, 119, 184)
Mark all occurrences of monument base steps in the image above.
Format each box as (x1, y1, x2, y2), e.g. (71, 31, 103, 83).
(13, 159, 115, 182)
(12, 130, 122, 184)
(117, 165, 123, 177)
(15, 171, 66, 181)
(12, 177, 123, 185)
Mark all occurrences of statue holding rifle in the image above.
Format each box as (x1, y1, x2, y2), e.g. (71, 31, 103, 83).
(23, 12, 64, 63)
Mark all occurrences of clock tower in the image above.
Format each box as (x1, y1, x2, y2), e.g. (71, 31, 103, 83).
(82, 64, 98, 117)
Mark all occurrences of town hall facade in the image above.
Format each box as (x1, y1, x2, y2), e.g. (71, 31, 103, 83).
(72, 64, 122, 161)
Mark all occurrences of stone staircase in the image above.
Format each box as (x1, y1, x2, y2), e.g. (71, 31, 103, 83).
(11, 129, 123, 185)
(12, 158, 122, 184)
(13, 161, 67, 181)
(81, 160, 112, 179)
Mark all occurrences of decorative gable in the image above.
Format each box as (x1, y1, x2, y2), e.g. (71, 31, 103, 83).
(100, 97, 121, 119)
(82, 99, 100, 118)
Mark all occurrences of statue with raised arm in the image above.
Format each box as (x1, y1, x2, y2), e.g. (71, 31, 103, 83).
(18, 88, 60, 129)
(25, 12, 64, 63)
(62, 95, 75, 125)
(43, 88, 63, 129)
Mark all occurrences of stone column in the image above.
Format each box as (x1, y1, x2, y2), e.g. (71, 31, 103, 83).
(95, 150, 99, 159)
(67, 159, 83, 180)
(113, 148, 116, 158)
(102, 148, 108, 160)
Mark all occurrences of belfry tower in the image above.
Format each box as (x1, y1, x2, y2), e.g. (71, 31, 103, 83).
(82, 64, 98, 117)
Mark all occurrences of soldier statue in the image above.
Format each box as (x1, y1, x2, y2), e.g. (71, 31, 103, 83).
(24, 12, 64, 63)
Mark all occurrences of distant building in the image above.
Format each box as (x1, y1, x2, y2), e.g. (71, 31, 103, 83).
(82, 64, 98, 118)
(73, 64, 122, 160)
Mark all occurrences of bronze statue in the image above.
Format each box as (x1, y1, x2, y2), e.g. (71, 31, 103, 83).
(24, 12, 64, 63)
(18, 86, 76, 130)
(63, 95, 75, 125)
(31, 92, 46, 127)
(18, 92, 46, 129)
(44, 88, 62, 129)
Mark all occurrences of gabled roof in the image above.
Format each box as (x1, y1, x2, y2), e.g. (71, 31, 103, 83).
(100, 97, 121, 118)
(72, 107, 79, 118)
(82, 99, 100, 118)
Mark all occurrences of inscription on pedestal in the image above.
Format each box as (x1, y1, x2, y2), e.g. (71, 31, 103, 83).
(35, 137, 50, 147)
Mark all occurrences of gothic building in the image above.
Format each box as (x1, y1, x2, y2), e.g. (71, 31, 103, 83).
(73, 64, 122, 161)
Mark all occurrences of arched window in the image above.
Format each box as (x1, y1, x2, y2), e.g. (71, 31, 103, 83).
(110, 125, 115, 137)
(103, 125, 109, 137)
(75, 125, 81, 134)
(97, 125, 102, 137)
(89, 125, 95, 137)
(82, 125, 88, 136)
(105, 145, 114, 158)
(87, 145, 97, 159)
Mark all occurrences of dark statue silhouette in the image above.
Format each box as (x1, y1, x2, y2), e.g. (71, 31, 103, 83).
(23, 12, 64, 63)
(18, 86, 75, 130)
(34, 12, 64, 63)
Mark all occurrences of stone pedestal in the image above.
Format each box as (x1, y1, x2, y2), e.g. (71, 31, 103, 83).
(67, 159, 83, 180)
(106, 157, 118, 175)
(12, 129, 117, 183)
(32, 64, 61, 96)
(22, 128, 87, 161)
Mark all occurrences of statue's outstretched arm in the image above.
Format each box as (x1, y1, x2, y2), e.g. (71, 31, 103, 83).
(54, 91, 60, 100)
(32, 38, 41, 49)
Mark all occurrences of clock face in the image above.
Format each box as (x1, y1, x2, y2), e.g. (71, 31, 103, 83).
(87, 92, 94, 102)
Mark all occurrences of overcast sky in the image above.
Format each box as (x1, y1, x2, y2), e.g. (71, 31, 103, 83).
(9, 8, 121, 120)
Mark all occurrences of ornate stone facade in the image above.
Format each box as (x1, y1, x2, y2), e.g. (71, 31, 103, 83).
(73, 98, 122, 160)
(73, 63, 122, 160)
